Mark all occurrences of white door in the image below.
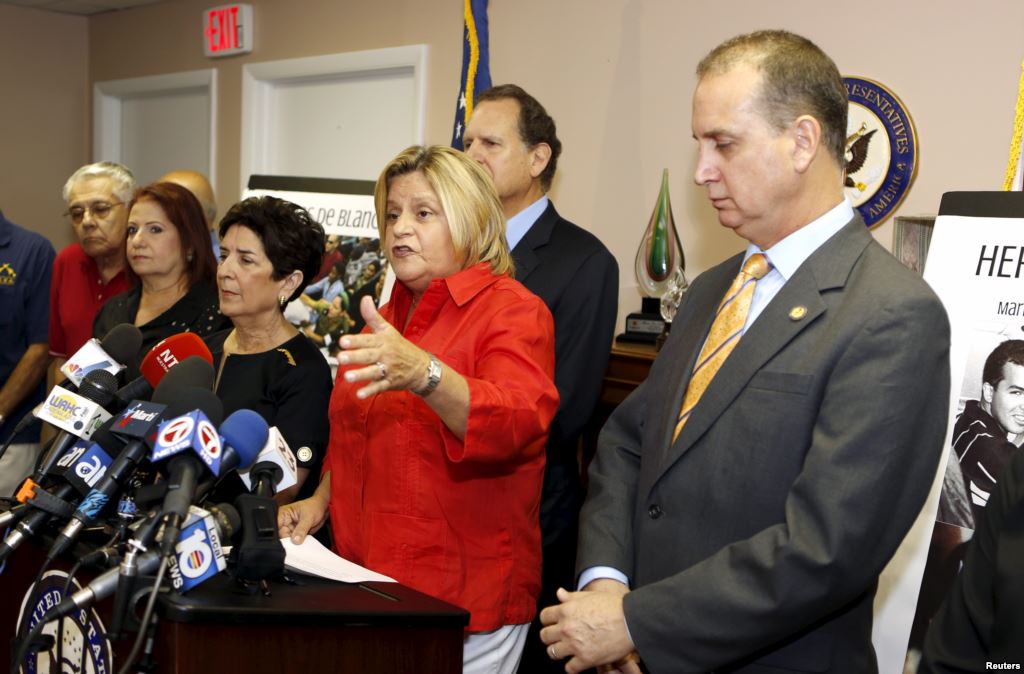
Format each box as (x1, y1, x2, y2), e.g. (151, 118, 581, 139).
(94, 69, 216, 187)
(241, 45, 427, 188)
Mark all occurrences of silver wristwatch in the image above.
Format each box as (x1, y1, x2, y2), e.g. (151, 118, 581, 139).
(414, 354, 442, 397)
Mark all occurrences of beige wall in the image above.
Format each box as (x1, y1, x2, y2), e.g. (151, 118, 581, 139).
(11, 0, 1024, 329)
(0, 4, 88, 248)
(88, 0, 463, 233)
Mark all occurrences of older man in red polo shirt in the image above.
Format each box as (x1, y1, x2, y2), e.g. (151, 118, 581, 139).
(48, 162, 135, 385)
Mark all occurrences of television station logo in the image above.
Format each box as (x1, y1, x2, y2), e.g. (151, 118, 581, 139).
(152, 411, 224, 475)
(37, 387, 112, 438)
(60, 337, 125, 387)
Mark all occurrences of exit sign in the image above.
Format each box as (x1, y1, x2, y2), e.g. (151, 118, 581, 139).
(203, 4, 253, 58)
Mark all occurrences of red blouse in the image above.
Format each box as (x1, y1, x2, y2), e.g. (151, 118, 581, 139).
(326, 262, 558, 632)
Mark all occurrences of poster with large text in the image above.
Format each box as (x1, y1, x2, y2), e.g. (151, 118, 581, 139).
(243, 175, 394, 359)
(891, 192, 1024, 671)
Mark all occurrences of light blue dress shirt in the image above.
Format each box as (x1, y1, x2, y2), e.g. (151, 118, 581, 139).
(506, 195, 549, 250)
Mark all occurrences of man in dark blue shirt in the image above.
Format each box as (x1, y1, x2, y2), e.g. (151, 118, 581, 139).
(0, 209, 55, 497)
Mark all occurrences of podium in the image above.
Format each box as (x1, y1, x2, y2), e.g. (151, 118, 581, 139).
(155, 574, 467, 672)
(1, 537, 468, 673)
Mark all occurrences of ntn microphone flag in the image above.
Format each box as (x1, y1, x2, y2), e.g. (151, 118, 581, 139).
(450, 0, 491, 150)
(140, 332, 214, 386)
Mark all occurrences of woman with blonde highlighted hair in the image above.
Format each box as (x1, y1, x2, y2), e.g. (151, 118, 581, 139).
(280, 145, 559, 674)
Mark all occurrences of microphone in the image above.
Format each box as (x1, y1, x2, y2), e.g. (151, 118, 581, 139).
(0, 502, 28, 529)
(42, 503, 241, 624)
(166, 504, 238, 592)
(153, 405, 265, 555)
(140, 333, 214, 386)
(113, 334, 215, 409)
(3, 325, 141, 441)
(226, 411, 283, 581)
(0, 484, 76, 562)
(237, 426, 299, 497)
(3, 370, 119, 531)
(29, 369, 119, 483)
(0, 417, 120, 537)
(50, 439, 115, 496)
(151, 390, 226, 554)
(59, 323, 143, 389)
(47, 364, 217, 561)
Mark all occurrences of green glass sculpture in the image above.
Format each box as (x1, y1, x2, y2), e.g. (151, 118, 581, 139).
(634, 169, 688, 320)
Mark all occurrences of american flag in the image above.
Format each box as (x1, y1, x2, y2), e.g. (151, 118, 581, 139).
(1003, 59, 1024, 190)
(450, 0, 491, 150)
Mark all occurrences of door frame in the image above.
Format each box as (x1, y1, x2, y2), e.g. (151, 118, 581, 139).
(239, 45, 428, 188)
(93, 68, 218, 186)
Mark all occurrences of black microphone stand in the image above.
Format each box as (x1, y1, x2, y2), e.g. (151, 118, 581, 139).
(232, 461, 286, 584)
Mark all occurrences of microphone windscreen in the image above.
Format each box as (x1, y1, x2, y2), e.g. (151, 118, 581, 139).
(208, 502, 242, 542)
(155, 387, 224, 426)
(77, 369, 119, 407)
(139, 333, 214, 387)
(160, 356, 215, 393)
(98, 324, 144, 369)
(219, 410, 268, 471)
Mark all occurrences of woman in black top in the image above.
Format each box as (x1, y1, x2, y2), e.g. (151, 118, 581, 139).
(93, 182, 227, 362)
(210, 196, 333, 503)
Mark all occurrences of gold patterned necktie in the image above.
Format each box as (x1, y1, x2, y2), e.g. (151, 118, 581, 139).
(673, 253, 771, 442)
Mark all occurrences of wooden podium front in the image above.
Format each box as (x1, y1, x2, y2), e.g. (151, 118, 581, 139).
(0, 536, 468, 673)
(155, 574, 467, 673)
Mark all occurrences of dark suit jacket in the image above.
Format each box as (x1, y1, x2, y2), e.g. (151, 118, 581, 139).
(578, 217, 951, 673)
(512, 201, 618, 541)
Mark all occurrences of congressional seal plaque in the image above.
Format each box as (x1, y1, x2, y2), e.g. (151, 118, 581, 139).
(843, 77, 918, 228)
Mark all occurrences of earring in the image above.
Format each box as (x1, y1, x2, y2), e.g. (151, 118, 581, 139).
(279, 295, 288, 308)
(186, 253, 194, 262)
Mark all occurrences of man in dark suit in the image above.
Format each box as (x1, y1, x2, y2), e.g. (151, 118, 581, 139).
(464, 84, 619, 673)
(539, 30, 951, 673)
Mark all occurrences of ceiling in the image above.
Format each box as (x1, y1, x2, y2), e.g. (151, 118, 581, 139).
(0, 0, 163, 15)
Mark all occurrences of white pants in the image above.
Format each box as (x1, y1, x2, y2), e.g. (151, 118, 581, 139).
(463, 623, 529, 674)
(0, 442, 40, 499)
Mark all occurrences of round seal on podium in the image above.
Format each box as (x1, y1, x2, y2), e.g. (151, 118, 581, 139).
(16, 570, 113, 674)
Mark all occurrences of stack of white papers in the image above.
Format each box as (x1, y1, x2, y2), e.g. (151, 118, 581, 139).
(281, 536, 396, 583)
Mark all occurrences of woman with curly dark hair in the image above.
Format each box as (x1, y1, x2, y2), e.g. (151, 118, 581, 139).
(208, 196, 333, 503)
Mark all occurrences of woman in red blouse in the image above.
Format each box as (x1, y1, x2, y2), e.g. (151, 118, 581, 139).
(279, 145, 559, 674)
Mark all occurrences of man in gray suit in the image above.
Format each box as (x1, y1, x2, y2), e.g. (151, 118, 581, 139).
(540, 30, 951, 673)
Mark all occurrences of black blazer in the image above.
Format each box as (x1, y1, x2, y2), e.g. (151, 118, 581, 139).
(511, 202, 618, 540)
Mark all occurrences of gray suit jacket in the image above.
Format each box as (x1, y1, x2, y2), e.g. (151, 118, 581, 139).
(578, 218, 951, 673)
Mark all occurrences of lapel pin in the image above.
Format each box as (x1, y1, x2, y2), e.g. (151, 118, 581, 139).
(789, 306, 807, 321)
